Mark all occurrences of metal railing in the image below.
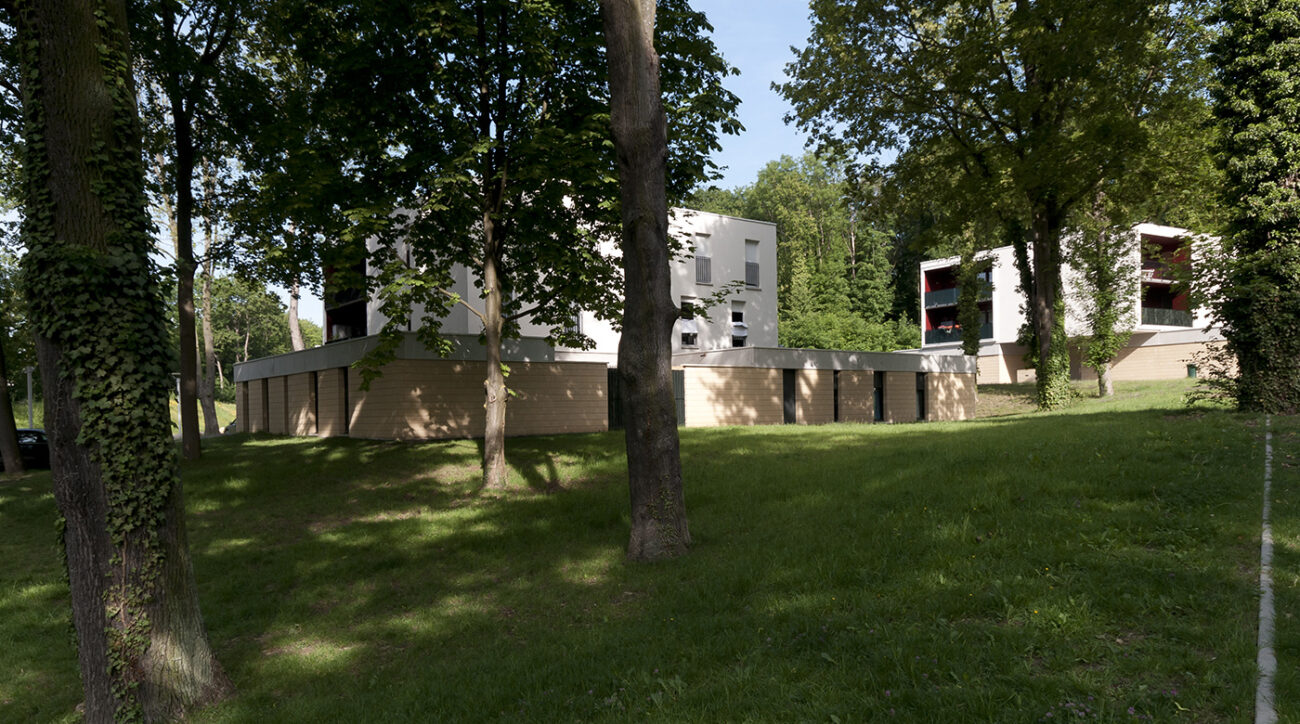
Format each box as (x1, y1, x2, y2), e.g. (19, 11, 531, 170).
(923, 283, 992, 309)
(1141, 307, 1193, 327)
(924, 323, 992, 345)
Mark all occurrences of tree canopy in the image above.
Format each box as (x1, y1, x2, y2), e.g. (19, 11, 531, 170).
(1210, 0, 1300, 412)
(779, 0, 1213, 407)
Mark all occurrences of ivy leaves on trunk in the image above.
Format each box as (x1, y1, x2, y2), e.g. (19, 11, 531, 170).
(12, 0, 230, 717)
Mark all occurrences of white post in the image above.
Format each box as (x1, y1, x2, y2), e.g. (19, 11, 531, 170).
(24, 366, 33, 428)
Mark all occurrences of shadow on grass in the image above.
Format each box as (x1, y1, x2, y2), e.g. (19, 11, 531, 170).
(2, 401, 1267, 722)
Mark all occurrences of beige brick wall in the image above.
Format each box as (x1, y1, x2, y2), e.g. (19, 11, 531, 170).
(797, 369, 834, 424)
(927, 373, 977, 421)
(837, 371, 875, 422)
(286, 372, 317, 435)
(346, 359, 606, 440)
(317, 368, 348, 437)
(1076, 341, 1220, 382)
(683, 366, 782, 427)
(247, 379, 268, 433)
(267, 376, 288, 434)
(884, 371, 919, 423)
(508, 363, 607, 436)
(236, 382, 248, 433)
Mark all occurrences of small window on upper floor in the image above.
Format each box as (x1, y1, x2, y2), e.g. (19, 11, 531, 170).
(731, 301, 747, 347)
(680, 297, 699, 347)
(744, 239, 760, 288)
(694, 234, 712, 285)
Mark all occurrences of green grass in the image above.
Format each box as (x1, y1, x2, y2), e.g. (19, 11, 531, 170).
(0, 379, 1280, 722)
(10, 398, 235, 433)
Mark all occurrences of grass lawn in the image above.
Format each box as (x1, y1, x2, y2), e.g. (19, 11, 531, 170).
(0, 379, 1282, 722)
(10, 398, 236, 432)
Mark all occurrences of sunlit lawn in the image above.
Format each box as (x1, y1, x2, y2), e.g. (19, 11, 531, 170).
(0, 379, 1283, 722)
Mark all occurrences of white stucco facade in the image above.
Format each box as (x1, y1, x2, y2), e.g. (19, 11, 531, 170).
(917, 223, 1224, 382)
(331, 207, 779, 368)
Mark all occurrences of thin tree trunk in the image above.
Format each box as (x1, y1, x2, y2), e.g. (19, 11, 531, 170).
(600, 0, 690, 561)
(481, 221, 508, 489)
(288, 278, 306, 351)
(0, 341, 24, 475)
(199, 267, 219, 434)
(171, 92, 201, 458)
(1097, 362, 1114, 397)
(216, 357, 225, 388)
(16, 0, 231, 717)
(198, 161, 219, 435)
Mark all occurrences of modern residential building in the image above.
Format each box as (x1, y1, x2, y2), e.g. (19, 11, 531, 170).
(918, 223, 1223, 383)
(234, 208, 978, 440)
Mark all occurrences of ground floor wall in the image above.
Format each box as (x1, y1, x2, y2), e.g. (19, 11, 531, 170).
(1071, 340, 1222, 382)
(237, 360, 978, 439)
(681, 367, 971, 427)
(237, 359, 608, 440)
(975, 339, 1220, 384)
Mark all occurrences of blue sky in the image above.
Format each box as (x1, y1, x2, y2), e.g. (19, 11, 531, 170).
(291, 4, 814, 325)
(691, 0, 814, 190)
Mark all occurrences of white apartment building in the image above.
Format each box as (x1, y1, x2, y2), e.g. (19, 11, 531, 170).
(919, 223, 1224, 383)
(323, 208, 779, 367)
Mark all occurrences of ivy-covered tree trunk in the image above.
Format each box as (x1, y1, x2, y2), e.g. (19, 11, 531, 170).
(0, 341, 23, 475)
(1029, 207, 1072, 410)
(1212, 0, 1300, 412)
(15, 0, 232, 718)
(601, 0, 690, 561)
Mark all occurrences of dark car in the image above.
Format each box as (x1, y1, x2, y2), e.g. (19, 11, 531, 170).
(0, 428, 50, 471)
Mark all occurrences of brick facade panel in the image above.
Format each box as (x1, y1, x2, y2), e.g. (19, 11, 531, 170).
(927, 373, 977, 421)
(347, 359, 606, 440)
(797, 369, 834, 424)
(286, 372, 317, 435)
(683, 367, 782, 427)
(884, 372, 918, 423)
(267, 376, 288, 434)
(838, 371, 875, 423)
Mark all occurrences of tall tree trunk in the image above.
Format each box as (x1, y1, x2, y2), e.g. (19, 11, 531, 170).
(600, 0, 690, 561)
(481, 219, 508, 490)
(15, 0, 231, 718)
(1029, 207, 1071, 409)
(288, 278, 306, 351)
(171, 94, 201, 458)
(198, 161, 219, 435)
(199, 266, 219, 435)
(0, 341, 24, 475)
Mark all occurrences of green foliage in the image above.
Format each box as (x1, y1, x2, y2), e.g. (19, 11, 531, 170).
(1066, 207, 1139, 386)
(203, 275, 297, 374)
(780, 0, 1215, 409)
(16, 2, 180, 716)
(1210, 0, 1300, 412)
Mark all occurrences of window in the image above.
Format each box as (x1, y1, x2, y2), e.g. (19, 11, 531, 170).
(680, 298, 699, 347)
(731, 301, 747, 347)
(873, 371, 884, 422)
(916, 372, 928, 421)
(694, 235, 712, 284)
(745, 239, 760, 287)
